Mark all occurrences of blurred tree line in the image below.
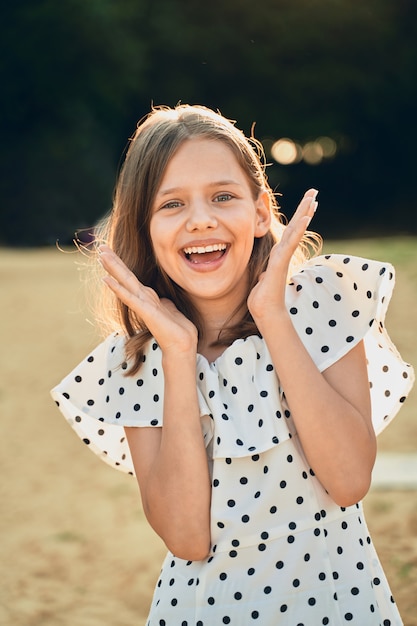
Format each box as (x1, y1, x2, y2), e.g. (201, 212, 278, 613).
(1, 0, 416, 245)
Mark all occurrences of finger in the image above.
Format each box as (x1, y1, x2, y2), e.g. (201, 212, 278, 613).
(99, 248, 142, 293)
(281, 190, 318, 249)
(290, 189, 318, 223)
(102, 274, 143, 309)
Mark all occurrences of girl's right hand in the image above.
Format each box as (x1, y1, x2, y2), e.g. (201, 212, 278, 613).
(98, 246, 198, 357)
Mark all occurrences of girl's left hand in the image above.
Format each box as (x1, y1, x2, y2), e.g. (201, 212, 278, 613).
(247, 189, 318, 325)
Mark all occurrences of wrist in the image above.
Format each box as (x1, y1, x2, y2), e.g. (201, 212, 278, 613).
(253, 307, 291, 335)
(161, 347, 197, 370)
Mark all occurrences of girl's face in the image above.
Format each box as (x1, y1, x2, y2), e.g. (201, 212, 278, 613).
(149, 137, 271, 316)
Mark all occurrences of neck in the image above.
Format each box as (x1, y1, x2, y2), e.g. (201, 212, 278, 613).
(195, 300, 247, 360)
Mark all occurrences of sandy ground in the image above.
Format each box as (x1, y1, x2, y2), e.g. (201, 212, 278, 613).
(1, 247, 416, 625)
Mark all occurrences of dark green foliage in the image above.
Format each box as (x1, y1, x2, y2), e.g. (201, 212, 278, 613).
(1, 0, 416, 244)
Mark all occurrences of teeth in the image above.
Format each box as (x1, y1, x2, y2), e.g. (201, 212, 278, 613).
(183, 243, 227, 255)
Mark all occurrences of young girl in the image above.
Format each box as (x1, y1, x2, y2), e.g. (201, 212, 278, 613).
(52, 104, 414, 625)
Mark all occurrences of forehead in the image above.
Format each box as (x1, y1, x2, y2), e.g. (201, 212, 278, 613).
(159, 137, 247, 186)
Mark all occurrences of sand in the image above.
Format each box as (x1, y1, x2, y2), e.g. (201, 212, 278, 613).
(1, 247, 416, 625)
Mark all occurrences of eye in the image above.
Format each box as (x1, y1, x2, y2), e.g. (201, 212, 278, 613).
(214, 193, 233, 203)
(160, 200, 183, 210)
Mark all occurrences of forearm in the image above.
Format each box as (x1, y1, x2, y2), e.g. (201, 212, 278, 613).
(258, 312, 376, 506)
(144, 353, 211, 560)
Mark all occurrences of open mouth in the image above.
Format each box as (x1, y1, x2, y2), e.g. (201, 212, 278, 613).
(183, 243, 228, 264)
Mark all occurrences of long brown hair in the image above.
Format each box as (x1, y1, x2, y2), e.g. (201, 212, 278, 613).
(94, 104, 321, 374)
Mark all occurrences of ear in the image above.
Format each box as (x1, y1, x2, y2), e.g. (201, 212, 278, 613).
(254, 190, 272, 237)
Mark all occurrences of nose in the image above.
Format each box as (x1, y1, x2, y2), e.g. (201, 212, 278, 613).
(186, 200, 218, 232)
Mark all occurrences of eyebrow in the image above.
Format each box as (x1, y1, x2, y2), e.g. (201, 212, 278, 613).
(156, 180, 243, 197)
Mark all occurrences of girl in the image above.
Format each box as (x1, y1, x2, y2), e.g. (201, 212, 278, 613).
(52, 104, 414, 625)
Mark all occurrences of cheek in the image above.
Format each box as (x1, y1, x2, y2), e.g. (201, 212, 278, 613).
(149, 220, 171, 269)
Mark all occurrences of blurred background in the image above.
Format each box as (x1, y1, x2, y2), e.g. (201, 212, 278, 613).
(1, 2, 416, 625)
(1, 0, 417, 245)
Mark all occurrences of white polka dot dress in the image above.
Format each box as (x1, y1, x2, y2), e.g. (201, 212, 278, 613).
(51, 255, 414, 625)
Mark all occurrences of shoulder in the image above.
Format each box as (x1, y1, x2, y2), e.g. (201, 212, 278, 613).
(51, 332, 165, 427)
(285, 253, 395, 371)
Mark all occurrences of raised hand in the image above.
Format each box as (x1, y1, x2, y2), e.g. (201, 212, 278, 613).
(248, 189, 318, 325)
(98, 246, 198, 357)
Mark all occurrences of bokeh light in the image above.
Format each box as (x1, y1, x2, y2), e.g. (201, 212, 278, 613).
(302, 141, 324, 165)
(271, 138, 302, 165)
(270, 136, 338, 166)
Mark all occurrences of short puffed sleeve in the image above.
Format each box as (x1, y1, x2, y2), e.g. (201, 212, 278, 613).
(51, 332, 213, 474)
(286, 254, 414, 434)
